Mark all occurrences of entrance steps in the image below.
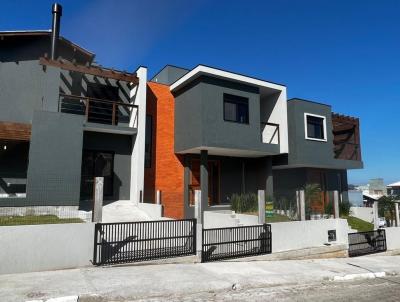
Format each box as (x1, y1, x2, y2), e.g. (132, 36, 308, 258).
(102, 200, 151, 223)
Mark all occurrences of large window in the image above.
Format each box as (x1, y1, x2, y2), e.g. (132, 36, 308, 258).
(304, 113, 327, 141)
(223, 94, 249, 124)
(145, 115, 153, 168)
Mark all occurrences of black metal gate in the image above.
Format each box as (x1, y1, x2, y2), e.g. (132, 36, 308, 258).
(348, 229, 387, 257)
(202, 224, 272, 262)
(93, 219, 196, 265)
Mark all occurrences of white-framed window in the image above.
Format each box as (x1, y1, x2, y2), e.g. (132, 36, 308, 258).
(304, 113, 327, 142)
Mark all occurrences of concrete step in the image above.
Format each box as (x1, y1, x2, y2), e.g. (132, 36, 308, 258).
(101, 200, 151, 223)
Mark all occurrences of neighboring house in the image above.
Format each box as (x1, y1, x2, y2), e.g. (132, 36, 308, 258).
(144, 65, 363, 219)
(356, 178, 387, 201)
(387, 181, 400, 196)
(0, 5, 147, 210)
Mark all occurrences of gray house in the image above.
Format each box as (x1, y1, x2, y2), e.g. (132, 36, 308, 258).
(144, 65, 363, 219)
(0, 5, 147, 212)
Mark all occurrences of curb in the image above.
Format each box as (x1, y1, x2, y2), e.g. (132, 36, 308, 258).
(332, 272, 386, 281)
(26, 296, 78, 302)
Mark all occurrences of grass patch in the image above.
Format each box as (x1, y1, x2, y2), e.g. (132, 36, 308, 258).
(266, 213, 292, 223)
(342, 215, 374, 232)
(0, 215, 84, 226)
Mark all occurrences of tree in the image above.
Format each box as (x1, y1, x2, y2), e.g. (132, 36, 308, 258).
(378, 195, 396, 226)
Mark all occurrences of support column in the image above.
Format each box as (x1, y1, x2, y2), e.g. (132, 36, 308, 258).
(200, 150, 208, 217)
(258, 190, 266, 224)
(395, 202, 399, 227)
(156, 190, 161, 205)
(333, 190, 340, 218)
(265, 157, 274, 200)
(195, 190, 203, 260)
(297, 190, 306, 221)
(92, 177, 104, 223)
(373, 201, 379, 229)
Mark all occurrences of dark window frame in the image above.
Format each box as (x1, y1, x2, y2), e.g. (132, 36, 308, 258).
(145, 114, 153, 168)
(223, 93, 249, 124)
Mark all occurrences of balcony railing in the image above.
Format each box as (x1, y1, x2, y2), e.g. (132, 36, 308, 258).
(261, 122, 279, 145)
(58, 93, 138, 127)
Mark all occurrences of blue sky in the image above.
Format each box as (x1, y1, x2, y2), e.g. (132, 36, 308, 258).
(1, 0, 399, 184)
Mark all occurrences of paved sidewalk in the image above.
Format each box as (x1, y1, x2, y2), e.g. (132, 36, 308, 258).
(1, 255, 400, 301)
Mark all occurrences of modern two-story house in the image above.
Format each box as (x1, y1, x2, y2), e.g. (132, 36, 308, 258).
(0, 4, 147, 212)
(144, 65, 363, 219)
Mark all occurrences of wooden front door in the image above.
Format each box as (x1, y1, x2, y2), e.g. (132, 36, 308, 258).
(189, 159, 220, 206)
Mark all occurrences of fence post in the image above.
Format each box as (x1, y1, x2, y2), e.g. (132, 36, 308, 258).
(395, 202, 399, 227)
(297, 190, 306, 221)
(194, 190, 203, 261)
(333, 190, 340, 218)
(92, 177, 104, 223)
(373, 200, 379, 229)
(156, 190, 161, 205)
(258, 190, 266, 224)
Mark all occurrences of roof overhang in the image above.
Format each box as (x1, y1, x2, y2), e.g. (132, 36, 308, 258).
(170, 65, 286, 93)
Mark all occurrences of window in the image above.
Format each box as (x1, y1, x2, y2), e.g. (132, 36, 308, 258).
(304, 113, 327, 141)
(223, 94, 249, 124)
(145, 115, 153, 168)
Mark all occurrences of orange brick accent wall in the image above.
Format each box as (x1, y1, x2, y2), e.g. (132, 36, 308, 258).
(144, 82, 185, 219)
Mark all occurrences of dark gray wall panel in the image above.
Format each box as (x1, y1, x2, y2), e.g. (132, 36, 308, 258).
(0, 60, 60, 123)
(83, 132, 132, 201)
(26, 111, 84, 205)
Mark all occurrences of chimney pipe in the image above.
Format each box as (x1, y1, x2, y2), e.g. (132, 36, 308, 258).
(50, 3, 62, 60)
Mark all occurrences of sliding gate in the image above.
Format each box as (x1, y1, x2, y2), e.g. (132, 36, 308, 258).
(202, 224, 272, 262)
(93, 219, 196, 265)
(348, 229, 387, 257)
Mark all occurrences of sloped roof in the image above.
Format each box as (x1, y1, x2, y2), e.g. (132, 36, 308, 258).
(0, 30, 95, 60)
(388, 181, 400, 187)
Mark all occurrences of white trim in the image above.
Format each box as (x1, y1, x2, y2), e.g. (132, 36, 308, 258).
(304, 112, 327, 142)
(170, 65, 285, 92)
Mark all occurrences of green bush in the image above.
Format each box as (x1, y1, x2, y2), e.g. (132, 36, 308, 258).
(339, 200, 351, 216)
(231, 193, 258, 213)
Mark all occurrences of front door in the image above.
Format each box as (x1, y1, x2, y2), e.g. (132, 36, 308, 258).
(80, 150, 114, 200)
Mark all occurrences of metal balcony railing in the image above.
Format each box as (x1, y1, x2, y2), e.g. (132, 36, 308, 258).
(58, 93, 138, 127)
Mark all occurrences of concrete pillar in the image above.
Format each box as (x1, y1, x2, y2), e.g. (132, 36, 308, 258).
(333, 190, 340, 218)
(92, 177, 104, 223)
(265, 157, 274, 199)
(194, 190, 203, 259)
(373, 201, 379, 229)
(395, 202, 399, 227)
(200, 150, 208, 212)
(258, 190, 266, 224)
(156, 190, 161, 205)
(297, 190, 306, 221)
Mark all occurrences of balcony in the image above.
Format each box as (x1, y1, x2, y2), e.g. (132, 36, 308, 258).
(59, 93, 138, 132)
(261, 122, 279, 145)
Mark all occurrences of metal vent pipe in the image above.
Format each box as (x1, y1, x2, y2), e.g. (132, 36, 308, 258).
(50, 3, 62, 60)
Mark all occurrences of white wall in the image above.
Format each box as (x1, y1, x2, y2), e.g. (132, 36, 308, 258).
(0, 223, 95, 275)
(138, 203, 163, 219)
(270, 219, 349, 253)
(350, 206, 374, 223)
(385, 227, 400, 251)
(130, 66, 148, 204)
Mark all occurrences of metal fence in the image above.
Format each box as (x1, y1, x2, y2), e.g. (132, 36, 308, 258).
(202, 224, 272, 262)
(348, 229, 387, 257)
(93, 219, 196, 265)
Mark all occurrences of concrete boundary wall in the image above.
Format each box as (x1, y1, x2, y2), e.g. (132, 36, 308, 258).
(270, 219, 349, 253)
(385, 227, 400, 251)
(138, 203, 163, 219)
(350, 206, 374, 223)
(0, 223, 95, 275)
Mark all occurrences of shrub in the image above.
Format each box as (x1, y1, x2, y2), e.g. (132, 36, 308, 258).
(339, 200, 351, 216)
(230, 193, 258, 213)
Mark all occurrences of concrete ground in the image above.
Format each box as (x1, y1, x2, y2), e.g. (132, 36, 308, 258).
(2, 255, 400, 302)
